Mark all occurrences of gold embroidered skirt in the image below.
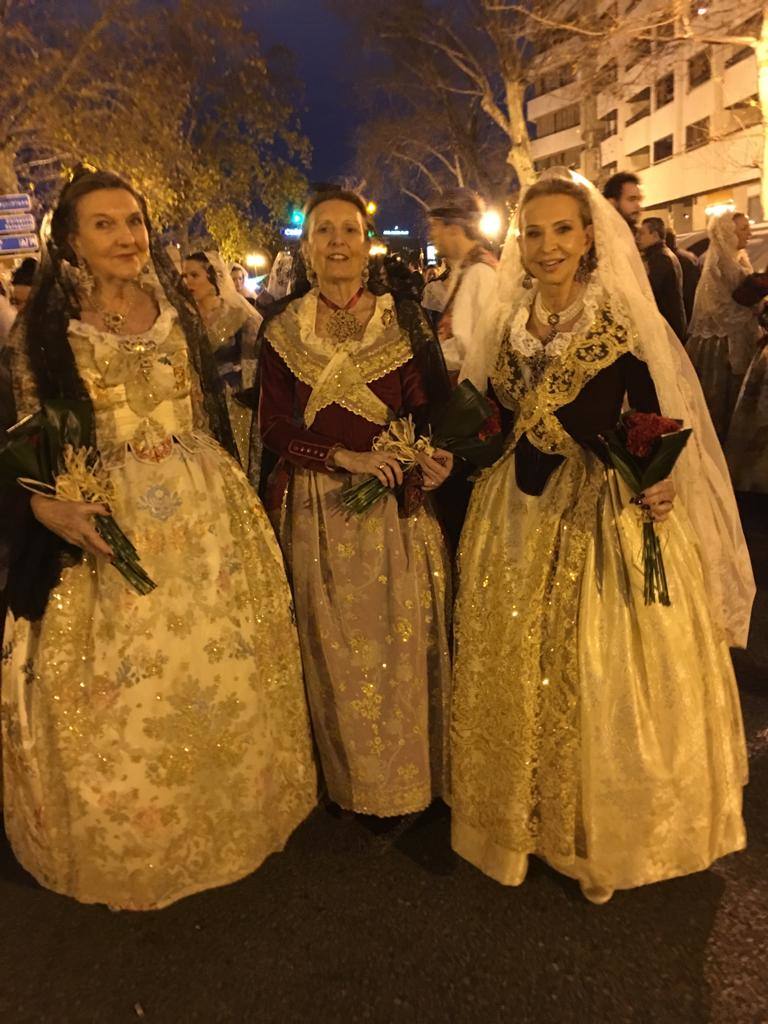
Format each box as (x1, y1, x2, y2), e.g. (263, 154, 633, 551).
(451, 449, 747, 892)
(275, 468, 452, 816)
(2, 442, 316, 910)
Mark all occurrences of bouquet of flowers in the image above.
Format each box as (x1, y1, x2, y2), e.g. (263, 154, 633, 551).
(0, 400, 156, 595)
(341, 380, 504, 515)
(602, 410, 692, 606)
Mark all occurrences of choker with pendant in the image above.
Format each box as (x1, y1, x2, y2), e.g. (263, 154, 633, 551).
(318, 287, 366, 344)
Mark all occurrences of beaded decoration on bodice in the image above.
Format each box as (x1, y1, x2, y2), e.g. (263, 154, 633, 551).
(67, 304, 206, 465)
(492, 303, 633, 458)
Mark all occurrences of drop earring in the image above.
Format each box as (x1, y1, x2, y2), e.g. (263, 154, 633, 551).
(522, 271, 533, 289)
(75, 257, 95, 296)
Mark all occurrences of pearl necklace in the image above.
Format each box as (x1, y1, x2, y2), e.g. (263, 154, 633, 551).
(533, 289, 585, 344)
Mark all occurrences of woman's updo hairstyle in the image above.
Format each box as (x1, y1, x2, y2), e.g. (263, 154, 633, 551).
(186, 252, 220, 294)
(520, 176, 593, 229)
(301, 186, 373, 238)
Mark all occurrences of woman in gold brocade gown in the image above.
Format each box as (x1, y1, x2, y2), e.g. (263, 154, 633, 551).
(1, 168, 315, 910)
(260, 189, 453, 818)
(452, 173, 754, 903)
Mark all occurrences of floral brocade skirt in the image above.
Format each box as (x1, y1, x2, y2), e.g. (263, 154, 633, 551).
(274, 468, 452, 816)
(686, 332, 749, 440)
(2, 440, 316, 910)
(451, 448, 747, 892)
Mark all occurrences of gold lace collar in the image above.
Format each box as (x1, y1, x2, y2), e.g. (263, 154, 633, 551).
(267, 289, 412, 427)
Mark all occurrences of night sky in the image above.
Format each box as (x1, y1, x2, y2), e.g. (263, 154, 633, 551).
(256, 2, 359, 185)
(254, 1, 415, 233)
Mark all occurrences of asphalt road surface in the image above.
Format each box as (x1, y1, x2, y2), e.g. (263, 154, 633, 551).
(1, 496, 766, 1024)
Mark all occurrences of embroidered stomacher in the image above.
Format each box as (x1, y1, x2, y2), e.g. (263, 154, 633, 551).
(266, 291, 413, 427)
(494, 305, 635, 457)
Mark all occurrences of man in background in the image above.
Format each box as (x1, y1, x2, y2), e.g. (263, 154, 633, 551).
(427, 187, 497, 548)
(666, 229, 701, 326)
(636, 216, 687, 341)
(603, 171, 643, 231)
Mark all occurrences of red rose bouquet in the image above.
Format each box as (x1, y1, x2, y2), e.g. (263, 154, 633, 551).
(602, 410, 692, 606)
(340, 380, 504, 515)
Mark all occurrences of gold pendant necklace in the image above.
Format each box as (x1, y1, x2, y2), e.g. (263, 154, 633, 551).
(319, 286, 365, 345)
(90, 285, 138, 334)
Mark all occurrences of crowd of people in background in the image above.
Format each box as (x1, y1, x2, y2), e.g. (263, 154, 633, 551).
(0, 160, 759, 913)
(601, 169, 767, 492)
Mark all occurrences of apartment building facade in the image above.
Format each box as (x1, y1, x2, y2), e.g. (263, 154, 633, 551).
(527, 2, 763, 230)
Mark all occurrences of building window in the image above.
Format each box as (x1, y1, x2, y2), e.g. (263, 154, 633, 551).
(685, 117, 710, 150)
(535, 102, 580, 139)
(602, 161, 618, 178)
(655, 73, 674, 109)
(688, 50, 711, 90)
(555, 103, 580, 131)
(599, 109, 618, 141)
(627, 145, 651, 171)
(725, 14, 760, 68)
(626, 37, 652, 72)
(725, 94, 762, 133)
(626, 87, 651, 127)
(653, 134, 674, 162)
(748, 194, 764, 222)
(534, 64, 576, 96)
(533, 145, 583, 174)
(596, 59, 618, 90)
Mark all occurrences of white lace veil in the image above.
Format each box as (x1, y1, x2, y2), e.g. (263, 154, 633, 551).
(462, 169, 754, 648)
(688, 211, 759, 374)
(204, 251, 262, 331)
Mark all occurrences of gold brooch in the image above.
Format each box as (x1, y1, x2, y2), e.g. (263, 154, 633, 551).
(381, 307, 395, 327)
(326, 309, 362, 345)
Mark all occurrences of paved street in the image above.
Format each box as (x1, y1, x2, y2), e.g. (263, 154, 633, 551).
(1, 498, 766, 1024)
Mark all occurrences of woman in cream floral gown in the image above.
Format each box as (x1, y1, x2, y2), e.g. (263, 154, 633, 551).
(1, 168, 315, 910)
(453, 173, 753, 904)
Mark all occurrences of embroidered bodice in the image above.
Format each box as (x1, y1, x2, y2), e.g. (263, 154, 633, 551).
(66, 303, 208, 465)
(489, 289, 659, 494)
(266, 289, 411, 428)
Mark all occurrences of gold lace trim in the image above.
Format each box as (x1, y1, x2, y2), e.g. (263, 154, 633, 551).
(267, 292, 413, 427)
(493, 306, 632, 458)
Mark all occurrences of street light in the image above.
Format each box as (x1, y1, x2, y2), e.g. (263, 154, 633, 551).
(369, 242, 388, 256)
(245, 252, 268, 271)
(366, 200, 378, 216)
(480, 208, 503, 239)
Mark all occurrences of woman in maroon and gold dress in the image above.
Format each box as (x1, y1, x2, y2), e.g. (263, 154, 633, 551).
(260, 189, 453, 817)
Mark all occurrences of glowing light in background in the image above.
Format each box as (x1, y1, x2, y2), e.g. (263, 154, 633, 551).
(480, 208, 503, 239)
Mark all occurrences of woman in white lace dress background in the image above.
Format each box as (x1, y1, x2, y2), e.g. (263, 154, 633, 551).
(686, 210, 762, 439)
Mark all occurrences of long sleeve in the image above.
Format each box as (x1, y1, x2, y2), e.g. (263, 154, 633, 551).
(259, 340, 342, 471)
(648, 251, 687, 342)
(625, 353, 660, 413)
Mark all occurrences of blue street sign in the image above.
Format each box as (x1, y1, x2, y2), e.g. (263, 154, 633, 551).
(0, 213, 35, 235)
(0, 193, 32, 213)
(0, 234, 39, 254)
